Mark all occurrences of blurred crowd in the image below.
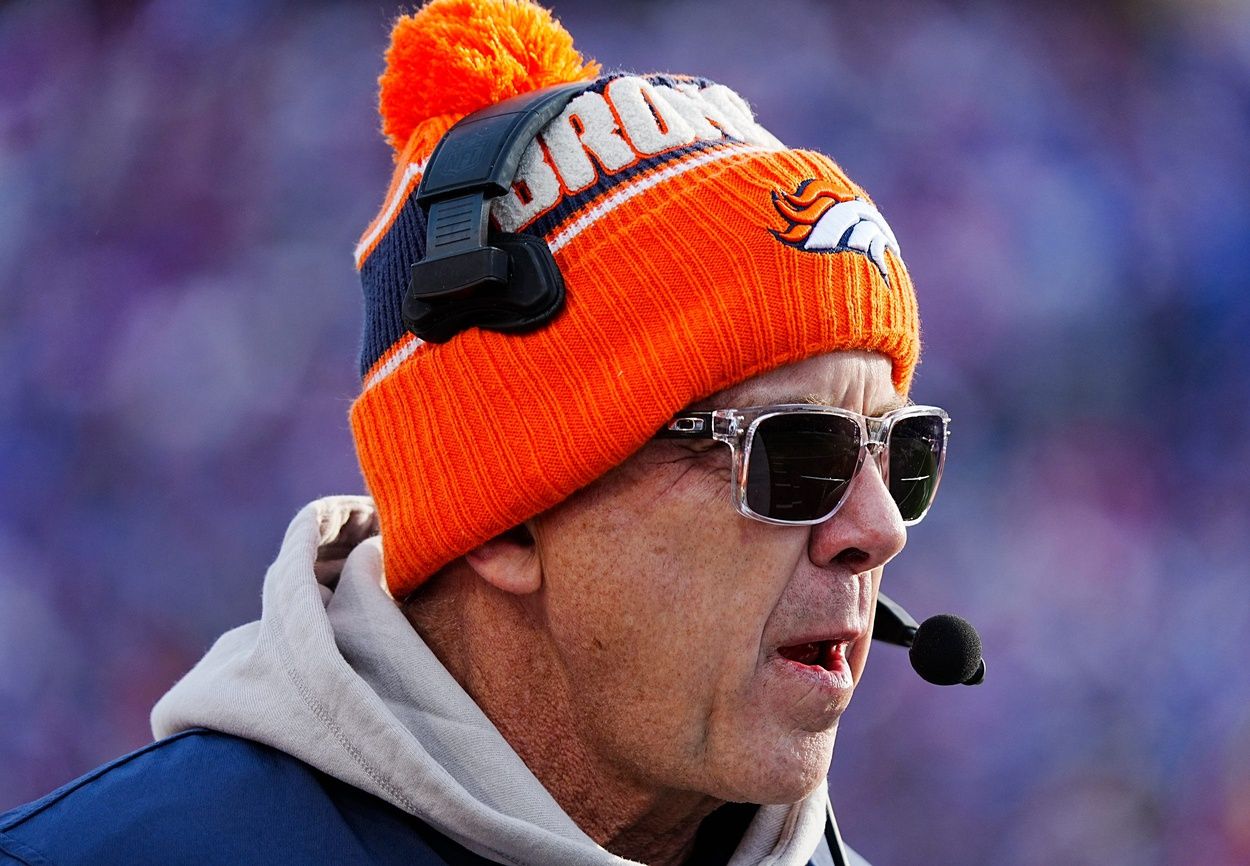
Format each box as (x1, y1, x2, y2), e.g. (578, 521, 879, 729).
(2, 0, 1249, 863)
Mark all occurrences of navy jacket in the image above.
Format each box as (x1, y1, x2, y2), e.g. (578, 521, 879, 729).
(0, 730, 499, 865)
(0, 730, 854, 865)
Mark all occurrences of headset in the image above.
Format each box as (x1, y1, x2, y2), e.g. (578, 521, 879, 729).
(404, 82, 986, 689)
(403, 81, 589, 344)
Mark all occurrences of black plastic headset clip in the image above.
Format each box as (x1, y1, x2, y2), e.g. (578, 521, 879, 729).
(403, 81, 589, 343)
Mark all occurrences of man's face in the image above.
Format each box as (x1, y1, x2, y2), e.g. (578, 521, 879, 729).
(528, 350, 909, 804)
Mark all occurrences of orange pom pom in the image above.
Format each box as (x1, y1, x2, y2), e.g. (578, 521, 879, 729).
(379, 0, 601, 156)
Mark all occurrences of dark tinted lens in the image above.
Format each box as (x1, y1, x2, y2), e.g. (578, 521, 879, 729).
(888, 414, 945, 522)
(745, 413, 861, 521)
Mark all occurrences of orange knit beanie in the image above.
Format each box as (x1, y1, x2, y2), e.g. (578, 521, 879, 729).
(350, 0, 921, 599)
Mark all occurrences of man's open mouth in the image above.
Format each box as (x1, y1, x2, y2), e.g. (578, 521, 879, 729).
(777, 640, 849, 671)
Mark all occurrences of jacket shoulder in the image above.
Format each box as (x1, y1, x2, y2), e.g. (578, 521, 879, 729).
(0, 730, 491, 866)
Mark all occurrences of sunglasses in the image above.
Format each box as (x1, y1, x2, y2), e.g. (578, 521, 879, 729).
(655, 404, 950, 526)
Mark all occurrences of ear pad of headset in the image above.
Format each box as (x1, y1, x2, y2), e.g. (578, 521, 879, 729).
(404, 232, 566, 343)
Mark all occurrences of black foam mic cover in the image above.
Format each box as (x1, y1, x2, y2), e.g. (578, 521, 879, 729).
(909, 614, 984, 686)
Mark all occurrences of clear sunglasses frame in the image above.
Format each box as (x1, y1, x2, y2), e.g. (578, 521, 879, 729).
(655, 403, 951, 527)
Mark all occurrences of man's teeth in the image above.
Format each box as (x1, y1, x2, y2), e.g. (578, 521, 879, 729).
(780, 640, 848, 668)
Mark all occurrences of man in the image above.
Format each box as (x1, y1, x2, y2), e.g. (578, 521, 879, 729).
(0, 1, 947, 864)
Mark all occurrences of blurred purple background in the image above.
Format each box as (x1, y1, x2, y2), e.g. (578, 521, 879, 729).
(3, 0, 1249, 863)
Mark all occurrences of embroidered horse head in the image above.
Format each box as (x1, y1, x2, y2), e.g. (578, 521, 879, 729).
(770, 179, 901, 282)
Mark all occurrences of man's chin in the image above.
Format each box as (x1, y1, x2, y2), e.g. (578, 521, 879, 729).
(711, 725, 838, 805)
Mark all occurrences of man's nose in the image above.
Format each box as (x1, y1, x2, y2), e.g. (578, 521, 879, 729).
(808, 454, 907, 572)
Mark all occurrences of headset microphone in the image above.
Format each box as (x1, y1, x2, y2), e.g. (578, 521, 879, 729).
(873, 592, 986, 686)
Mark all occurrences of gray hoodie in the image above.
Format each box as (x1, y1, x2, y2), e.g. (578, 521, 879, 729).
(152, 496, 861, 866)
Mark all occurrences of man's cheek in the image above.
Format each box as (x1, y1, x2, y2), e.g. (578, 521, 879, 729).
(645, 458, 728, 511)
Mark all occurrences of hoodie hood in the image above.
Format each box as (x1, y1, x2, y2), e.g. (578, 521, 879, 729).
(152, 496, 832, 866)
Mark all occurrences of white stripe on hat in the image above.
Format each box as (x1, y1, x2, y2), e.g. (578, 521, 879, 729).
(548, 143, 773, 254)
(355, 159, 428, 268)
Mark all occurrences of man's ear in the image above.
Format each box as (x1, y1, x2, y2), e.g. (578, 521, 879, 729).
(463, 522, 542, 595)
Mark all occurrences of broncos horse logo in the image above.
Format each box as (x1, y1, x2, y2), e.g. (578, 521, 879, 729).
(769, 180, 901, 282)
